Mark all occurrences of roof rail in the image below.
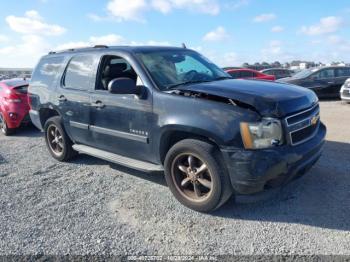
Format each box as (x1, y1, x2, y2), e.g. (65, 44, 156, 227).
(93, 45, 109, 49)
(48, 45, 108, 55)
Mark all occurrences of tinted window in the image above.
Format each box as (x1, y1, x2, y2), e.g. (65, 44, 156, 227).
(228, 71, 241, 79)
(277, 70, 288, 77)
(240, 71, 254, 78)
(336, 68, 350, 77)
(313, 69, 335, 79)
(64, 55, 95, 90)
(31, 56, 65, 89)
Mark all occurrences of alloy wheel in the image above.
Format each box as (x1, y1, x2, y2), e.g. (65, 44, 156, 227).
(171, 153, 213, 202)
(0, 114, 7, 134)
(47, 124, 64, 156)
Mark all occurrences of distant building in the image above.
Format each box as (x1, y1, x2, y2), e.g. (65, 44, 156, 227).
(290, 61, 315, 70)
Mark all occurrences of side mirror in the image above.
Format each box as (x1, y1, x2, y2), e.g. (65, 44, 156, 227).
(108, 78, 140, 95)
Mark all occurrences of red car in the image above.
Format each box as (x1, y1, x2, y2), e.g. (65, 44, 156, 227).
(225, 68, 276, 81)
(0, 79, 30, 135)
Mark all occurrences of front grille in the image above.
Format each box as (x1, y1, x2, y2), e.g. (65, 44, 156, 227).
(286, 104, 319, 125)
(291, 124, 318, 144)
(285, 104, 320, 146)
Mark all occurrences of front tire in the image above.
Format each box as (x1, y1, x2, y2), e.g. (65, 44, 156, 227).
(164, 139, 233, 212)
(44, 116, 77, 161)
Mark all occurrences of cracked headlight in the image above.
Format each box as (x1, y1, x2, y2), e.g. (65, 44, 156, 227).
(240, 118, 283, 149)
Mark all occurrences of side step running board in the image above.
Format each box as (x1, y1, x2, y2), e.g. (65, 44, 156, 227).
(72, 144, 164, 172)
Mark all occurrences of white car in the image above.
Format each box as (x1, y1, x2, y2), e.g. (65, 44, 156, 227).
(340, 78, 350, 102)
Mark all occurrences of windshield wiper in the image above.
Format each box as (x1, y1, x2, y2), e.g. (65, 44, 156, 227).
(166, 76, 232, 90)
(166, 80, 211, 90)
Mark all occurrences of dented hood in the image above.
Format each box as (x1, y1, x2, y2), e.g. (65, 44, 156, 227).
(177, 79, 318, 117)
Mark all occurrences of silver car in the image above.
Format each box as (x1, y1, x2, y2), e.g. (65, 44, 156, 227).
(340, 78, 350, 102)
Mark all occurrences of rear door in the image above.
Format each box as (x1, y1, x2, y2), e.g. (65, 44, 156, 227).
(308, 68, 336, 96)
(57, 54, 98, 145)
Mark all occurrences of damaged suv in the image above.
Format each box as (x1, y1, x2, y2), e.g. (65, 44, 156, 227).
(29, 46, 326, 212)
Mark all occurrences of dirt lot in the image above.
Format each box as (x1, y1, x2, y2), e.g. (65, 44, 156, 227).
(0, 100, 349, 255)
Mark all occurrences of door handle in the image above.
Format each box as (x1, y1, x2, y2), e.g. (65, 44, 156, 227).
(58, 95, 67, 102)
(91, 101, 105, 109)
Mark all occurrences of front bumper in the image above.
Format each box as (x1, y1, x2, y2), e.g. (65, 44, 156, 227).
(221, 122, 326, 194)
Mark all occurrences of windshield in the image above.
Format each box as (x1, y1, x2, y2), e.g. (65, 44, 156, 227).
(136, 50, 230, 90)
(292, 69, 316, 79)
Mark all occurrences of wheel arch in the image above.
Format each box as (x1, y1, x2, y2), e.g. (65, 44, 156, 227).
(39, 107, 62, 128)
(158, 125, 223, 164)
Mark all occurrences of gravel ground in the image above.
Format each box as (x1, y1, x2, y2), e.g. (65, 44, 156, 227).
(0, 100, 349, 256)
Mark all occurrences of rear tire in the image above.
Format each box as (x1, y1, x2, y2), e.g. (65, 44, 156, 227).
(164, 139, 233, 212)
(0, 114, 14, 136)
(44, 116, 77, 161)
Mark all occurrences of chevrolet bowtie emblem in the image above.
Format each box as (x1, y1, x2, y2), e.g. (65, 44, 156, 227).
(311, 115, 319, 125)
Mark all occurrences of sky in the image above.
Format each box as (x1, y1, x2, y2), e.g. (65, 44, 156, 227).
(0, 0, 349, 68)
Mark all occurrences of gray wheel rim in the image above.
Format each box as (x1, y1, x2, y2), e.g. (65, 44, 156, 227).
(171, 153, 213, 203)
(0, 115, 6, 133)
(47, 124, 64, 156)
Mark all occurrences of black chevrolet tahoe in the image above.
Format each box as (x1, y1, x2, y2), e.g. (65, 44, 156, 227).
(28, 46, 326, 212)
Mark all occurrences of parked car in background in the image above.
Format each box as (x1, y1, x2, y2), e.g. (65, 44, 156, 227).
(340, 78, 350, 102)
(260, 68, 294, 79)
(0, 79, 30, 135)
(29, 46, 325, 212)
(225, 68, 276, 81)
(222, 67, 242, 71)
(279, 66, 350, 98)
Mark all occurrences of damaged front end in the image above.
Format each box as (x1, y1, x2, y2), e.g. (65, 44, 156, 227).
(167, 80, 326, 195)
(221, 122, 326, 194)
(169, 88, 259, 112)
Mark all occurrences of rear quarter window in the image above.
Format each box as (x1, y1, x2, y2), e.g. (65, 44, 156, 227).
(31, 56, 65, 89)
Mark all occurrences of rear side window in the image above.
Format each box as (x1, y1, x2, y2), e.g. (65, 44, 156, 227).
(241, 71, 254, 78)
(31, 56, 65, 89)
(336, 68, 350, 77)
(314, 69, 335, 79)
(227, 71, 240, 78)
(64, 55, 95, 90)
